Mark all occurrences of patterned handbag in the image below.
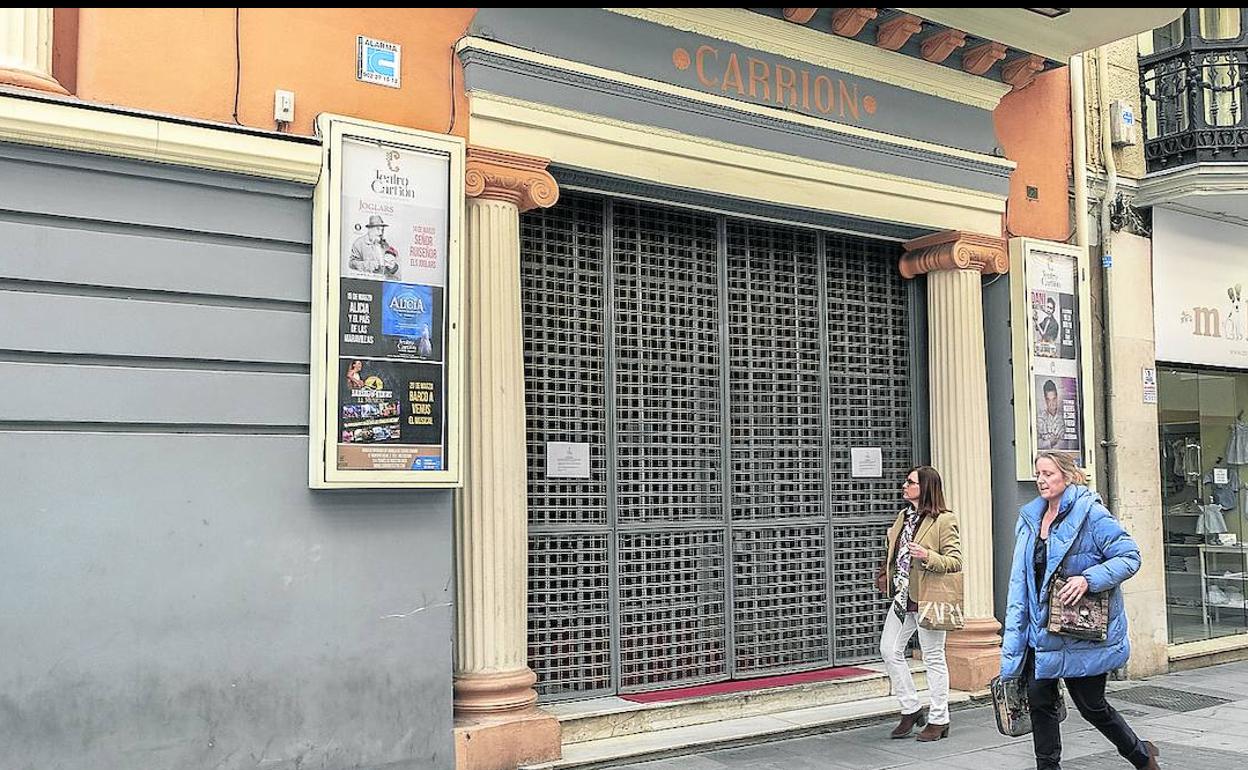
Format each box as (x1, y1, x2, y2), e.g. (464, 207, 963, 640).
(990, 674, 1069, 737)
(1046, 512, 1110, 642)
(1047, 575, 1110, 641)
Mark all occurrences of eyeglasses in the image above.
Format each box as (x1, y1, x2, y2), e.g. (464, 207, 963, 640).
(902, 479, 919, 487)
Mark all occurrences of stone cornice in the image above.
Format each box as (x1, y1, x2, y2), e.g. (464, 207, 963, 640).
(899, 229, 1008, 278)
(465, 147, 560, 212)
(0, 90, 321, 183)
(1135, 162, 1248, 210)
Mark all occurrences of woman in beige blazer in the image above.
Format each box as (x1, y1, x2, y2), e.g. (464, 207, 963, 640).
(874, 465, 962, 741)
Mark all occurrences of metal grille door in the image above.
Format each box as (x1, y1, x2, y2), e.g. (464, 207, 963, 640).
(725, 222, 830, 676)
(613, 201, 728, 691)
(825, 232, 915, 663)
(521, 195, 613, 699)
(522, 192, 913, 700)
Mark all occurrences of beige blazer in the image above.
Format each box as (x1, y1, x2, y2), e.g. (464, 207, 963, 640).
(877, 508, 963, 602)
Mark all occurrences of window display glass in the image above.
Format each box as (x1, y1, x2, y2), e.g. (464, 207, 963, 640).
(1159, 368, 1248, 643)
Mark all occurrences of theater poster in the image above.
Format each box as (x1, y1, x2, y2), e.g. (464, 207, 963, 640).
(310, 115, 463, 488)
(1009, 239, 1096, 483)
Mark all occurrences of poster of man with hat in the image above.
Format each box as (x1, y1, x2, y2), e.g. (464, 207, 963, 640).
(348, 214, 400, 278)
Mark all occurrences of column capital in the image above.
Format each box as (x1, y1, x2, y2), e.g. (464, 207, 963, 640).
(465, 146, 559, 213)
(899, 229, 1008, 279)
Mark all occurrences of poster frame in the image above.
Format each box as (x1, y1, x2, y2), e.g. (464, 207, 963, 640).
(1009, 237, 1097, 484)
(309, 113, 464, 488)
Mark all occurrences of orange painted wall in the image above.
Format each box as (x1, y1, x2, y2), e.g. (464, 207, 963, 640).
(75, 8, 473, 138)
(994, 67, 1073, 241)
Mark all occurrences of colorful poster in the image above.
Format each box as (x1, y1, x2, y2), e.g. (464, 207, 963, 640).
(1025, 248, 1085, 464)
(337, 358, 444, 470)
(339, 140, 448, 287)
(1034, 374, 1081, 452)
(339, 279, 443, 361)
(1030, 289, 1062, 359)
(333, 137, 451, 474)
(311, 116, 460, 488)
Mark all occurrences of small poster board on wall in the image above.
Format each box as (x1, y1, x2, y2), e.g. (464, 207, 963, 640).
(1009, 238, 1097, 483)
(309, 114, 464, 488)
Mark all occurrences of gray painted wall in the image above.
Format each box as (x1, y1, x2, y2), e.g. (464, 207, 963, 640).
(984, 273, 1038, 623)
(0, 143, 454, 770)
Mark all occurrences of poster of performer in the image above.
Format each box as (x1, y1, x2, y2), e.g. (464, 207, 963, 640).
(1031, 290, 1061, 359)
(1026, 247, 1085, 464)
(1033, 374, 1081, 452)
(339, 139, 448, 287)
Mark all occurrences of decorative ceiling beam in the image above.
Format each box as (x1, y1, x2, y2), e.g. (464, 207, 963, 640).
(920, 28, 967, 64)
(782, 8, 819, 24)
(831, 8, 878, 38)
(962, 41, 1008, 76)
(877, 13, 924, 51)
(1002, 54, 1046, 90)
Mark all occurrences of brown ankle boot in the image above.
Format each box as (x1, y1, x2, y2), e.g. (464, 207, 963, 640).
(915, 721, 950, 741)
(1142, 740, 1160, 769)
(889, 706, 928, 739)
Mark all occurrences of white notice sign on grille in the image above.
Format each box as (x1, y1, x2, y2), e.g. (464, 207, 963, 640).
(547, 442, 591, 479)
(851, 447, 883, 478)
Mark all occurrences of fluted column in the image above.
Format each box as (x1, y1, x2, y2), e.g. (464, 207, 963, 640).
(453, 147, 560, 770)
(0, 9, 68, 94)
(901, 230, 1007, 692)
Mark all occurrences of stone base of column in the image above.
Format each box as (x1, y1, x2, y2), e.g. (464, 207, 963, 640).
(454, 668, 539, 714)
(945, 617, 1002, 692)
(0, 67, 69, 95)
(453, 708, 560, 770)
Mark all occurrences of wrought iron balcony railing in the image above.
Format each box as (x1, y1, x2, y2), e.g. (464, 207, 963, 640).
(1140, 41, 1248, 171)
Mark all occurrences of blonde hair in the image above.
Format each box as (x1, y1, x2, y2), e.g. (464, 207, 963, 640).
(1034, 451, 1086, 486)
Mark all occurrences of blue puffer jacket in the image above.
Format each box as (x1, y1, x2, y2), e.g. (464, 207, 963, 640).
(1000, 484, 1141, 681)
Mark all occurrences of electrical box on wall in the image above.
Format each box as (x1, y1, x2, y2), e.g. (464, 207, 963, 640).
(274, 89, 295, 124)
(1110, 99, 1137, 147)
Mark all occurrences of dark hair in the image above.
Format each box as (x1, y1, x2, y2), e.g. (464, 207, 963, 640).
(1043, 379, 1058, 395)
(908, 465, 951, 518)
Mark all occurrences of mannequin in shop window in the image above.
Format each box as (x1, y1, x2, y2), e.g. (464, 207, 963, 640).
(1226, 411, 1248, 466)
(1202, 456, 1241, 516)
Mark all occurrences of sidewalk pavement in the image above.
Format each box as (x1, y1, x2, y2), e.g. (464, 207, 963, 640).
(608, 659, 1248, 769)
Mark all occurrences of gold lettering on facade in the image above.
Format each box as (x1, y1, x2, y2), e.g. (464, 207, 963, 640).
(672, 42, 873, 123)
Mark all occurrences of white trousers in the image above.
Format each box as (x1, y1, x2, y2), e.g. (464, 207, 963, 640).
(879, 609, 950, 725)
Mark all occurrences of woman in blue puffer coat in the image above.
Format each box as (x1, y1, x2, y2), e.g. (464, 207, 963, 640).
(1000, 451, 1160, 770)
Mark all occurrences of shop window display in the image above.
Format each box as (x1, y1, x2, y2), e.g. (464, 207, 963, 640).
(1159, 369, 1248, 643)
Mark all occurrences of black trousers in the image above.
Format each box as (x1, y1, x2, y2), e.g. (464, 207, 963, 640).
(1024, 649, 1149, 769)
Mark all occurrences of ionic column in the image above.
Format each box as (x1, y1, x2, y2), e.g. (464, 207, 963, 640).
(0, 9, 68, 94)
(901, 230, 1008, 692)
(453, 147, 560, 770)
